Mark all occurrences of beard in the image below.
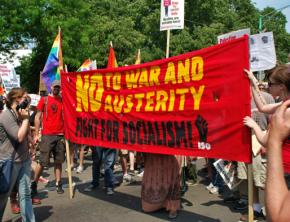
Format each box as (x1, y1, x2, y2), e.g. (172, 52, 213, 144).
(52, 88, 60, 96)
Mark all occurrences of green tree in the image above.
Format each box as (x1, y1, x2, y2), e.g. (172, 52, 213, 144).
(259, 7, 290, 63)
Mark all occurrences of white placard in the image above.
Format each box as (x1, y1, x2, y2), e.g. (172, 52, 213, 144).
(160, 0, 184, 31)
(213, 159, 241, 190)
(218, 30, 276, 72)
(16, 74, 20, 86)
(0, 64, 20, 93)
(29, 94, 41, 106)
(217, 28, 251, 44)
(249, 32, 276, 72)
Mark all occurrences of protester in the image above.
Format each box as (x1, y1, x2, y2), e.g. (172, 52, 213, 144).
(244, 65, 289, 114)
(0, 87, 35, 222)
(66, 142, 79, 173)
(75, 144, 86, 173)
(265, 100, 290, 222)
(205, 158, 224, 194)
(84, 147, 117, 195)
(241, 90, 274, 220)
(184, 156, 197, 186)
(0, 95, 5, 113)
(163, 0, 171, 17)
(245, 65, 290, 172)
(119, 149, 135, 182)
(244, 65, 290, 220)
(29, 103, 49, 185)
(8, 94, 39, 215)
(135, 152, 145, 177)
(141, 154, 181, 219)
(31, 80, 65, 202)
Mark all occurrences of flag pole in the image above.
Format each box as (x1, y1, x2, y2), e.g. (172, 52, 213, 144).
(38, 72, 42, 95)
(38, 71, 47, 94)
(65, 140, 74, 199)
(166, 30, 170, 58)
(247, 161, 254, 222)
(63, 63, 73, 198)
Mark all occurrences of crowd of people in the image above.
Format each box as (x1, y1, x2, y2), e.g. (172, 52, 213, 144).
(0, 62, 289, 222)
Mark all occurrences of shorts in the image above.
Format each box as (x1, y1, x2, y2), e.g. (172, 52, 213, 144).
(237, 154, 266, 188)
(39, 135, 65, 167)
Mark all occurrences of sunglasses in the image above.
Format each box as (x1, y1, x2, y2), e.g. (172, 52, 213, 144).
(268, 81, 279, 87)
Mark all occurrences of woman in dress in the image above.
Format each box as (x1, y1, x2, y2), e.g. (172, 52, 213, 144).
(141, 154, 181, 219)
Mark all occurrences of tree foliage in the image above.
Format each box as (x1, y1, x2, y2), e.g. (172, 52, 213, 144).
(0, 0, 289, 92)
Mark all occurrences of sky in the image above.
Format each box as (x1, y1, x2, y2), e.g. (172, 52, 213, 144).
(252, 0, 290, 33)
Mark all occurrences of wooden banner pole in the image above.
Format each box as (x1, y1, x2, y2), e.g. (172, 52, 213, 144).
(247, 163, 254, 222)
(65, 140, 73, 199)
(166, 30, 170, 58)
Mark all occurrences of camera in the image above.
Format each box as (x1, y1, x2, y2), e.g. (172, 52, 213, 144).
(16, 98, 29, 111)
(0, 96, 4, 111)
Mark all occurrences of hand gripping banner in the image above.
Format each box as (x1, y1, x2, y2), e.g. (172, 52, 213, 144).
(61, 36, 251, 162)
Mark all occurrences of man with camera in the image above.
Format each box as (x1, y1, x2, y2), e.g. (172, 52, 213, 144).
(31, 80, 65, 203)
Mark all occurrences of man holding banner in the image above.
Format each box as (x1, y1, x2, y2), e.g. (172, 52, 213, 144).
(31, 80, 65, 202)
(84, 147, 117, 195)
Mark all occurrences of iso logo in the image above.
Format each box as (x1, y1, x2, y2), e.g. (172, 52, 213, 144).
(198, 142, 211, 150)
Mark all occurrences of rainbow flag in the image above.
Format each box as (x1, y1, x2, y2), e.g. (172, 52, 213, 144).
(107, 46, 118, 68)
(77, 59, 91, 71)
(77, 59, 97, 71)
(42, 30, 63, 91)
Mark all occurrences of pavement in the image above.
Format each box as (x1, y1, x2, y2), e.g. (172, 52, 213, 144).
(3, 156, 266, 222)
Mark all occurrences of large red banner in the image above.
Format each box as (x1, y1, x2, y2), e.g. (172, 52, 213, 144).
(61, 36, 251, 162)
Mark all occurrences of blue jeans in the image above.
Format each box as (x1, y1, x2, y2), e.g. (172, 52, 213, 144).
(0, 159, 35, 222)
(213, 172, 224, 189)
(91, 147, 116, 188)
(212, 163, 224, 190)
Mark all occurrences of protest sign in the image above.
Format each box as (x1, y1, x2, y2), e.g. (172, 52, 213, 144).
(217, 28, 250, 44)
(213, 159, 240, 190)
(0, 64, 19, 93)
(160, 0, 184, 31)
(61, 36, 251, 162)
(249, 32, 276, 72)
(29, 94, 41, 107)
(218, 30, 276, 72)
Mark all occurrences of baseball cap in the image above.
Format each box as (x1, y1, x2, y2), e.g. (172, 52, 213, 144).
(52, 80, 61, 87)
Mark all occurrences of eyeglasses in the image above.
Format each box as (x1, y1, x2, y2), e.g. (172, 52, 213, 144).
(268, 81, 279, 87)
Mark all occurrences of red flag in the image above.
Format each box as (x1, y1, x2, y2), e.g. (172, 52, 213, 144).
(107, 46, 118, 68)
(0, 86, 4, 95)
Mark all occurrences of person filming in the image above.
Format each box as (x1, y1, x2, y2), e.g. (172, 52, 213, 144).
(0, 87, 35, 222)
